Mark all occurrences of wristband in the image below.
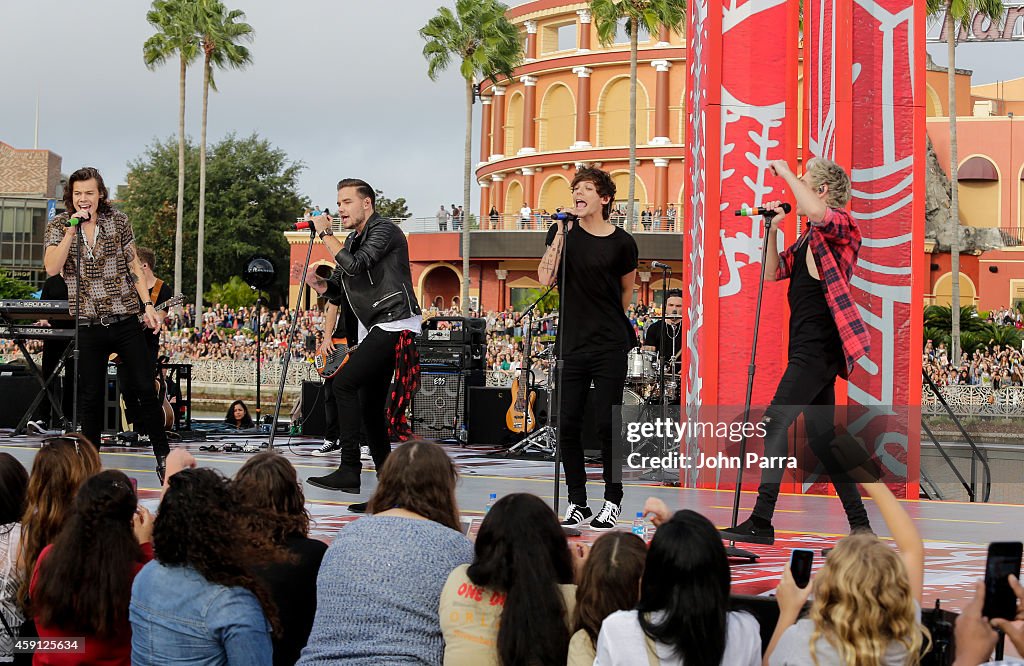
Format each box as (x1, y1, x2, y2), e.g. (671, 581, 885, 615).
(144, 301, 154, 307)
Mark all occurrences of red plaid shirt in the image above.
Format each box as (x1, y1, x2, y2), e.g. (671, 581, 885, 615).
(776, 207, 870, 378)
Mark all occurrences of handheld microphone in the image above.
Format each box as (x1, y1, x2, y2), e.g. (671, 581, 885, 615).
(735, 203, 791, 217)
(550, 211, 578, 221)
(651, 260, 672, 270)
(65, 211, 90, 228)
(293, 220, 314, 230)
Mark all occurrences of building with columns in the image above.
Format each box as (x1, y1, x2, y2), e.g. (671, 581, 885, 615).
(475, 2, 685, 226)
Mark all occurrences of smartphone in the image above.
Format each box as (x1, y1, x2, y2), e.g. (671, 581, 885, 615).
(790, 548, 815, 589)
(128, 477, 138, 494)
(982, 542, 1022, 621)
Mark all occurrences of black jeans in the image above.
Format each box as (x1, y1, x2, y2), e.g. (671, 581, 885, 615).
(119, 331, 160, 433)
(558, 350, 628, 506)
(77, 317, 169, 458)
(330, 328, 398, 469)
(751, 354, 869, 529)
(324, 375, 367, 445)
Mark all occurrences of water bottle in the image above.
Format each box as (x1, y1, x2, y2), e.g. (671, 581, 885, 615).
(485, 493, 497, 513)
(631, 512, 645, 539)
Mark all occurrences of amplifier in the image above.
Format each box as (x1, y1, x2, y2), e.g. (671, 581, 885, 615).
(418, 342, 465, 369)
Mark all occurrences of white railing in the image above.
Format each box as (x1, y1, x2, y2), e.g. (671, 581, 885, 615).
(922, 384, 1024, 418)
(186, 359, 321, 388)
(295, 215, 680, 235)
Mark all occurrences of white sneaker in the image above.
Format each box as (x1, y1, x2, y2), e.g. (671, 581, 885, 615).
(26, 420, 46, 434)
(360, 446, 371, 461)
(312, 439, 341, 456)
(561, 503, 593, 527)
(590, 501, 621, 531)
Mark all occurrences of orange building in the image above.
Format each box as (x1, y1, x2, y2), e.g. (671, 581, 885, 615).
(285, 1, 1023, 317)
(925, 65, 1024, 310)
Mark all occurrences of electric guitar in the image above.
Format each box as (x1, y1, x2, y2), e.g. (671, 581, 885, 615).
(314, 338, 356, 378)
(505, 315, 537, 434)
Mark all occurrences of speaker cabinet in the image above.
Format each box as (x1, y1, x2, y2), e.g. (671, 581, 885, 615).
(0, 375, 39, 428)
(301, 380, 328, 437)
(411, 371, 464, 440)
(468, 386, 549, 447)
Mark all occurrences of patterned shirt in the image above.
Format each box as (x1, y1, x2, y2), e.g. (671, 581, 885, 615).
(776, 206, 870, 378)
(44, 210, 141, 319)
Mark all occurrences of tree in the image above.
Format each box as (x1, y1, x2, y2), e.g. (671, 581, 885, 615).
(205, 275, 258, 309)
(143, 0, 199, 298)
(420, 0, 522, 316)
(926, 0, 1003, 365)
(591, 0, 686, 230)
(0, 270, 34, 299)
(119, 133, 308, 305)
(375, 189, 410, 220)
(194, 0, 254, 323)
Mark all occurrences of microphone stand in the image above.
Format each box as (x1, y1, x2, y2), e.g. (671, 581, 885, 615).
(267, 225, 316, 449)
(724, 213, 777, 562)
(253, 290, 263, 423)
(71, 220, 83, 433)
(641, 264, 678, 484)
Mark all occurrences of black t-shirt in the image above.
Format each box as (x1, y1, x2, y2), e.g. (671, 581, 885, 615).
(644, 319, 683, 367)
(788, 236, 842, 363)
(252, 534, 328, 666)
(545, 222, 638, 357)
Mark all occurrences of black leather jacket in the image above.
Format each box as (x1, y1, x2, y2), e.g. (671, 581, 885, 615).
(323, 213, 421, 329)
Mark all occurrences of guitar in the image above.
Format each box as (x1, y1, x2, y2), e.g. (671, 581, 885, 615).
(505, 315, 537, 434)
(314, 338, 357, 378)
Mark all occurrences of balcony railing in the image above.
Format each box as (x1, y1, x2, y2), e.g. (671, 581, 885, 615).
(294, 214, 680, 234)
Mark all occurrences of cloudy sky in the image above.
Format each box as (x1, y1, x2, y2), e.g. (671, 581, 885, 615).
(0, 1, 1020, 220)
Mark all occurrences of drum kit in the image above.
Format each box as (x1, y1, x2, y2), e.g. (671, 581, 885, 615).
(626, 348, 680, 405)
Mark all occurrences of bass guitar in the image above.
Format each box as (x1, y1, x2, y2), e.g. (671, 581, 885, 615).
(505, 315, 537, 434)
(314, 338, 356, 378)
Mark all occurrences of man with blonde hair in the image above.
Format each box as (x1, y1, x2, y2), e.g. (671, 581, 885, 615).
(721, 157, 872, 545)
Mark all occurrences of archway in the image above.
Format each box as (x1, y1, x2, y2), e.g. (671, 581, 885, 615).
(597, 76, 650, 147)
(539, 83, 575, 152)
(418, 263, 462, 312)
(506, 92, 524, 155)
(538, 174, 572, 213)
(957, 154, 1001, 228)
(932, 271, 978, 306)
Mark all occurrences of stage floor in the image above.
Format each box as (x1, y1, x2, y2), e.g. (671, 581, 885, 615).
(3, 431, 1021, 617)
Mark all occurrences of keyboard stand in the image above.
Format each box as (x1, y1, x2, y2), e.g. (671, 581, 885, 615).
(0, 309, 71, 435)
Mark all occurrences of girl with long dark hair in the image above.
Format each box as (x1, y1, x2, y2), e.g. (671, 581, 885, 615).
(130, 468, 281, 666)
(224, 400, 254, 429)
(31, 470, 153, 665)
(234, 453, 326, 666)
(595, 510, 761, 665)
(440, 493, 578, 666)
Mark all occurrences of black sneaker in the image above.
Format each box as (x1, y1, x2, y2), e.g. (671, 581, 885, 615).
(155, 455, 167, 486)
(719, 517, 775, 545)
(561, 503, 593, 527)
(307, 467, 361, 493)
(348, 501, 368, 514)
(590, 501, 622, 531)
(312, 439, 341, 457)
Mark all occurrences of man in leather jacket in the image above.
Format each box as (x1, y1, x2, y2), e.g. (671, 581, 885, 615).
(304, 178, 422, 494)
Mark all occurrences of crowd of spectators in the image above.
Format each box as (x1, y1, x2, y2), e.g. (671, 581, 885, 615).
(2, 437, 1022, 665)
(924, 306, 1024, 389)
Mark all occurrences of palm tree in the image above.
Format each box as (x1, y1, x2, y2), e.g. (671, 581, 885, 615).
(194, 0, 253, 322)
(143, 0, 199, 298)
(591, 0, 686, 231)
(926, 0, 1003, 364)
(421, 0, 522, 317)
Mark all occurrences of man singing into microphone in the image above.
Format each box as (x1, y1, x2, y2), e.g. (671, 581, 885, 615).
(720, 157, 872, 545)
(538, 167, 638, 531)
(303, 179, 422, 496)
(43, 167, 169, 480)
